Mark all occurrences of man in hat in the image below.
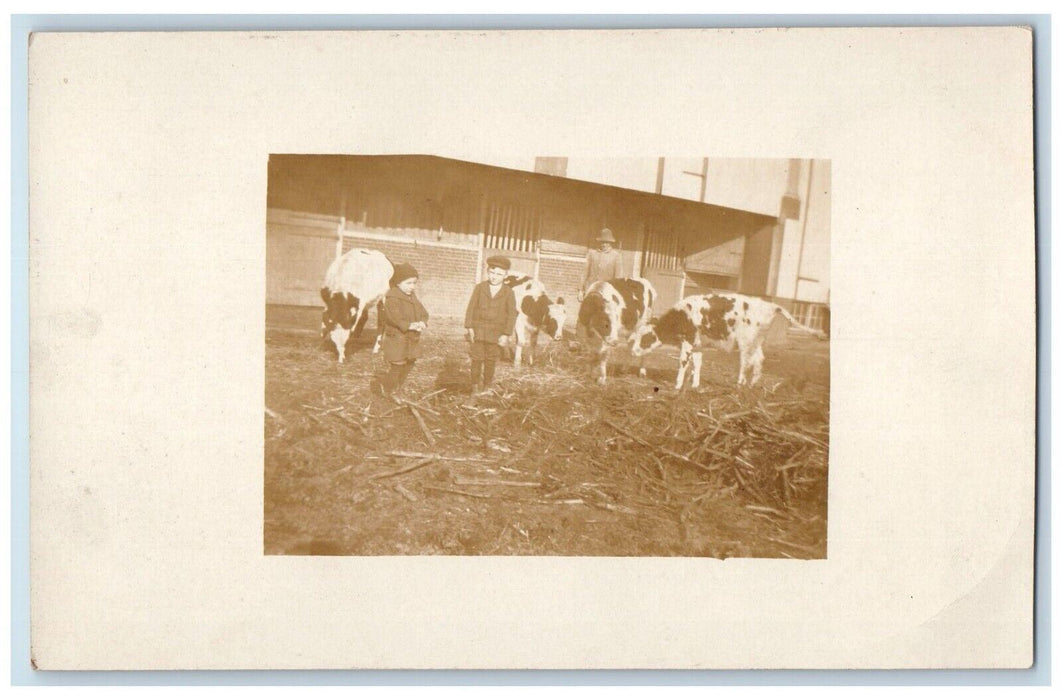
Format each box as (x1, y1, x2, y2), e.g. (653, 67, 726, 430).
(579, 228, 624, 301)
(464, 255, 518, 394)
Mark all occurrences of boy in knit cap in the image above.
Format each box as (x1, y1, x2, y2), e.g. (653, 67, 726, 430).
(464, 255, 517, 395)
(373, 262, 429, 398)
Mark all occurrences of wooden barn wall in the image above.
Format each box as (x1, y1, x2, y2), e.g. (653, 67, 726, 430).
(642, 270, 685, 313)
(266, 221, 338, 307)
(680, 207, 769, 277)
(270, 155, 652, 258)
(738, 220, 779, 296)
(267, 155, 781, 321)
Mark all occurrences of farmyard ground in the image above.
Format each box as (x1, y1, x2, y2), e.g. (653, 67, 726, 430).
(265, 307, 829, 558)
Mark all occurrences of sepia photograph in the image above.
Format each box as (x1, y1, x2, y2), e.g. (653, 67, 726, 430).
(264, 154, 831, 557)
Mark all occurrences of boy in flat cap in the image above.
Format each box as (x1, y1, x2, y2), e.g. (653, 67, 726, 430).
(373, 262, 429, 398)
(464, 255, 517, 395)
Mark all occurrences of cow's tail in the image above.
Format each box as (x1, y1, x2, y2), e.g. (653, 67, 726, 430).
(774, 305, 827, 339)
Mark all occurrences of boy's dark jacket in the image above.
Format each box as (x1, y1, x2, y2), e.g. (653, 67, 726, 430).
(380, 286, 430, 363)
(464, 281, 517, 343)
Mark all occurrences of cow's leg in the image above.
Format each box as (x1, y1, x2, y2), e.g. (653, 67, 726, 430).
(674, 341, 693, 390)
(691, 351, 703, 389)
(372, 301, 384, 354)
(737, 345, 751, 386)
(748, 345, 766, 386)
(528, 330, 540, 366)
(638, 355, 647, 379)
(352, 307, 370, 339)
(596, 351, 608, 385)
(348, 310, 369, 356)
(512, 322, 526, 368)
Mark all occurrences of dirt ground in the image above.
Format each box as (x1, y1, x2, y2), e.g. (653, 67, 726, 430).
(264, 306, 829, 558)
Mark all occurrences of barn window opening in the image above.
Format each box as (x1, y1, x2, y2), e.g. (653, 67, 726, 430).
(642, 229, 683, 271)
(484, 201, 542, 253)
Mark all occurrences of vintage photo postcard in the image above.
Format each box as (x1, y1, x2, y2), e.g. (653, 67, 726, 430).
(27, 27, 1034, 670)
(265, 154, 830, 558)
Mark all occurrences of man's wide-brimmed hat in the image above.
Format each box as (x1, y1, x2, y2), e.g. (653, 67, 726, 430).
(597, 228, 617, 244)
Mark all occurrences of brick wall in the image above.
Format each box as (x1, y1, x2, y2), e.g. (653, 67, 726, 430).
(265, 207, 591, 324)
(341, 235, 478, 319)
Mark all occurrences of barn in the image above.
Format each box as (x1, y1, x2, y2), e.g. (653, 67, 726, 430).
(265, 154, 830, 336)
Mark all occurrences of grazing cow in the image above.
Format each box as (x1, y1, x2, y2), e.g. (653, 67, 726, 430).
(503, 275, 568, 367)
(320, 248, 393, 363)
(629, 293, 826, 388)
(576, 277, 657, 384)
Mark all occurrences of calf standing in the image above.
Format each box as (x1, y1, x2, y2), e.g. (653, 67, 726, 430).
(629, 293, 825, 388)
(503, 275, 567, 367)
(576, 277, 656, 384)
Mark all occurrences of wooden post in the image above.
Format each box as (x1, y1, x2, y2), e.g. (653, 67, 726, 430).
(336, 183, 348, 260)
(487, 204, 496, 250)
(475, 231, 485, 283)
(793, 159, 815, 300)
(335, 216, 345, 260)
(632, 225, 645, 279)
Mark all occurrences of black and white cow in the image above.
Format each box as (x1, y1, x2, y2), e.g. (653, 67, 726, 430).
(628, 293, 826, 388)
(503, 275, 567, 367)
(320, 248, 393, 363)
(576, 277, 657, 385)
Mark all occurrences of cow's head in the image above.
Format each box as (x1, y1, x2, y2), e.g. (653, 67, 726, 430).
(320, 288, 361, 363)
(578, 292, 622, 347)
(543, 297, 567, 340)
(629, 322, 662, 357)
(630, 308, 699, 356)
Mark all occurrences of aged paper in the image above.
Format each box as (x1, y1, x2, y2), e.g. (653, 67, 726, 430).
(28, 28, 1034, 669)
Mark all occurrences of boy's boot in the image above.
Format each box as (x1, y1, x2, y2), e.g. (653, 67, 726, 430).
(470, 360, 483, 395)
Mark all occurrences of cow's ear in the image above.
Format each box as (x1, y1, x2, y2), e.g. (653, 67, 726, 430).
(320, 287, 330, 303)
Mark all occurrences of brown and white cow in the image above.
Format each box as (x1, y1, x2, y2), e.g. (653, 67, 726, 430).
(503, 275, 567, 367)
(320, 248, 393, 363)
(629, 293, 826, 388)
(576, 277, 657, 385)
